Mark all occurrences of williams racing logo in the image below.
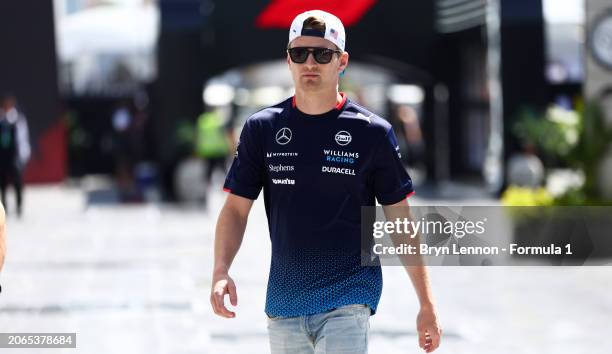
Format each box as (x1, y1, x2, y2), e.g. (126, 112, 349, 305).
(323, 149, 359, 165)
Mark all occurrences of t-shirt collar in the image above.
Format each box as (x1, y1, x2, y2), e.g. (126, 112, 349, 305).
(291, 92, 347, 112)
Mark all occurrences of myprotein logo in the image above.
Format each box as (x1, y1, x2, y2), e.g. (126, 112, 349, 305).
(335, 130, 352, 146)
(269, 164, 295, 173)
(266, 152, 299, 158)
(272, 178, 295, 185)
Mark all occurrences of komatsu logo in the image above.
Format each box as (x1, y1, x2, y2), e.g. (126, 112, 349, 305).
(272, 178, 295, 185)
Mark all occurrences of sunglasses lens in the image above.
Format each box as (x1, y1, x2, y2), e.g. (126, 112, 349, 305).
(313, 49, 333, 64)
(289, 48, 309, 63)
(288, 47, 337, 64)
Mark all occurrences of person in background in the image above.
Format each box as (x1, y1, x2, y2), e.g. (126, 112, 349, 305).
(0, 94, 31, 217)
(395, 104, 425, 167)
(195, 105, 231, 188)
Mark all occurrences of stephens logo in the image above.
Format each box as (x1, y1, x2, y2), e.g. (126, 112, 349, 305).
(272, 178, 295, 185)
(275, 127, 292, 145)
(335, 130, 352, 146)
(269, 164, 295, 172)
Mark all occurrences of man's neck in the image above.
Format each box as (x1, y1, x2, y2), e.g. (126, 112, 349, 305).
(294, 88, 342, 115)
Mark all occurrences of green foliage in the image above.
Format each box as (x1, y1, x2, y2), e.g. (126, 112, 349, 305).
(513, 106, 579, 159)
(511, 101, 612, 205)
(568, 101, 612, 198)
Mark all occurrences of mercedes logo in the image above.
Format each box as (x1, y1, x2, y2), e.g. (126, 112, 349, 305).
(335, 130, 352, 146)
(275, 127, 292, 145)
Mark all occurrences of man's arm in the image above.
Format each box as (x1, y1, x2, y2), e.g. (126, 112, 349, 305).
(210, 193, 254, 318)
(382, 199, 442, 353)
(0, 201, 6, 272)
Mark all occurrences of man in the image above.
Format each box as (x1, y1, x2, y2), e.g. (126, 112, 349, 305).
(210, 10, 441, 353)
(0, 94, 31, 217)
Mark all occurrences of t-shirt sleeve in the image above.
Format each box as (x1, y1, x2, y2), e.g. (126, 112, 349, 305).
(223, 118, 264, 200)
(372, 128, 415, 205)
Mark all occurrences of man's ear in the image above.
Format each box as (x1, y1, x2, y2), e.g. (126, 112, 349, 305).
(339, 51, 349, 72)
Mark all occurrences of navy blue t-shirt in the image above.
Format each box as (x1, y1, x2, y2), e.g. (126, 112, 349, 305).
(223, 93, 414, 317)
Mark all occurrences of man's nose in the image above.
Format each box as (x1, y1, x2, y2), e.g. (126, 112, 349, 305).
(304, 52, 318, 67)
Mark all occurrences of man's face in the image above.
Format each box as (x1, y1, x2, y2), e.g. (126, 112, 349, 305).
(1, 97, 16, 112)
(287, 36, 349, 93)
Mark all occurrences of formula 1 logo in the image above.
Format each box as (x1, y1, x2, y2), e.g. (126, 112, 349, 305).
(275, 127, 292, 145)
(335, 130, 352, 146)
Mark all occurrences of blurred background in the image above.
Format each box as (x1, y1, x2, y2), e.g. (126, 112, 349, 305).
(1, 0, 612, 353)
(1, 0, 611, 204)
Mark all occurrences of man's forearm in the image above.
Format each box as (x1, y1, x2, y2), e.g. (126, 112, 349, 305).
(213, 206, 248, 275)
(405, 265, 435, 307)
(392, 234, 436, 307)
(383, 203, 436, 307)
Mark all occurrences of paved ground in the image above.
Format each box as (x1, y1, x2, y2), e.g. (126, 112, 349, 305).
(0, 182, 611, 354)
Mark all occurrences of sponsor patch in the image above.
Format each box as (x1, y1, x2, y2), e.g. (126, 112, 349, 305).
(272, 178, 295, 185)
(321, 166, 356, 176)
(266, 152, 299, 158)
(269, 164, 295, 172)
(275, 127, 292, 145)
(323, 149, 359, 164)
(334, 131, 352, 146)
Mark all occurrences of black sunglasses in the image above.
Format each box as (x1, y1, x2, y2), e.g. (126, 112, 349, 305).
(287, 47, 342, 64)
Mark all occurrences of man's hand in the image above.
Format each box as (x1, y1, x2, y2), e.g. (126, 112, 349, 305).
(417, 305, 442, 353)
(210, 272, 238, 318)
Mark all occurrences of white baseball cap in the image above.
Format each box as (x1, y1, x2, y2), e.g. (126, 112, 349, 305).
(288, 10, 346, 52)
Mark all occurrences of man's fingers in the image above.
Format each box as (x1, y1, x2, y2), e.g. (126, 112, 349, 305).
(228, 281, 238, 306)
(211, 282, 236, 318)
(429, 328, 441, 351)
(418, 330, 427, 349)
(424, 328, 441, 352)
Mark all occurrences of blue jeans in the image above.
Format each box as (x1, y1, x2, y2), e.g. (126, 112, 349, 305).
(266, 304, 371, 354)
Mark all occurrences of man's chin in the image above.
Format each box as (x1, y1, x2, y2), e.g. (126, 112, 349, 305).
(299, 78, 323, 89)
